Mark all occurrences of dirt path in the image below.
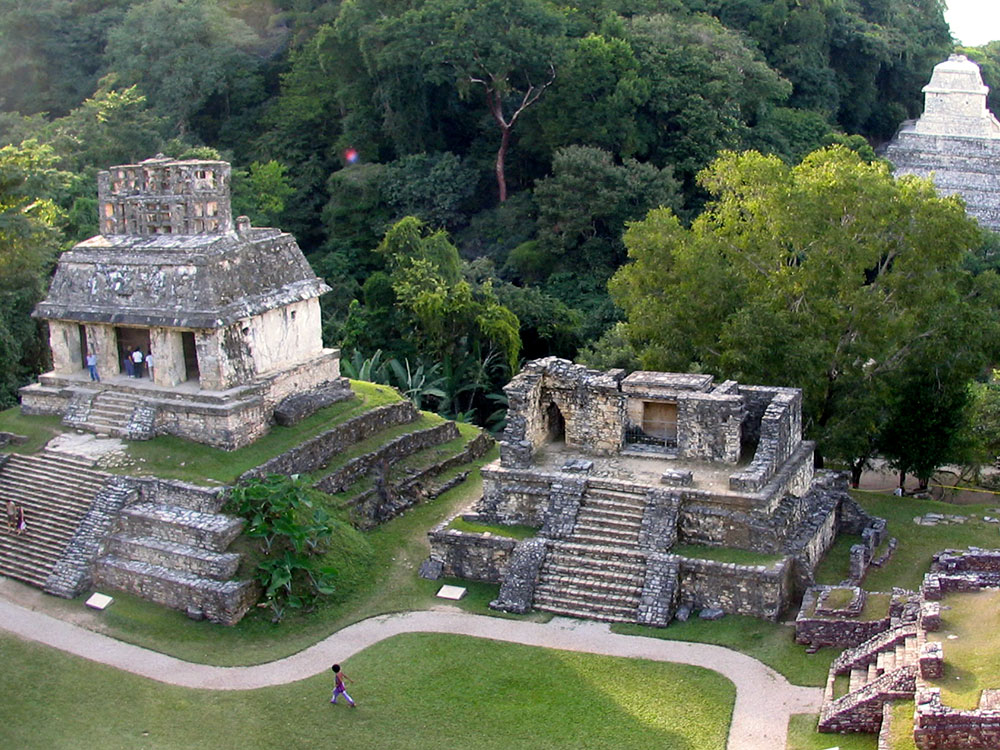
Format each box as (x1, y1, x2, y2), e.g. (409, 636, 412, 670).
(0, 599, 820, 750)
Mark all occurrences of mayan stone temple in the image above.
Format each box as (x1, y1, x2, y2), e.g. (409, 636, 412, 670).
(885, 54, 1000, 231)
(426, 358, 886, 626)
(19, 156, 345, 449)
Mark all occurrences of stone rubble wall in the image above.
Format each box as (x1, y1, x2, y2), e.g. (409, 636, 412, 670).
(241, 400, 418, 479)
(914, 688, 1000, 749)
(794, 586, 893, 648)
(344, 431, 494, 529)
(674, 554, 792, 621)
(93, 559, 259, 626)
(44, 477, 138, 598)
(539, 476, 586, 539)
(636, 554, 679, 626)
(500, 358, 626, 466)
(315, 422, 459, 494)
(730, 389, 803, 492)
(490, 537, 548, 613)
(476, 464, 553, 527)
(676, 391, 742, 463)
(427, 519, 519, 582)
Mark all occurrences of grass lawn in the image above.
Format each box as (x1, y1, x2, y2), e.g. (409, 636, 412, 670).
(786, 714, 876, 749)
(49, 444, 524, 666)
(926, 588, 1000, 709)
(614, 615, 838, 687)
(447, 517, 539, 540)
(888, 701, 918, 750)
(0, 408, 65, 453)
(814, 491, 1000, 590)
(108, 380, 403, 484)
(2, 631, 735, 750)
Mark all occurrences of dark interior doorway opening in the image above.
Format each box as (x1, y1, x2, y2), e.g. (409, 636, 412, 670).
(181, 331, 200, 383)
(544, 401, 565, 443)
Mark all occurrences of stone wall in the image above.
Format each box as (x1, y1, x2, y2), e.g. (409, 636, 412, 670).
(914, 688, 1000, 749)
(674, 555, 793, 620)
(477, 464, 553, 526)
(44, 477, 138, 598)
(316, 422, 459, 493)
(427, 519, 519, 582)
(500, 358, 624, 466)
(794, 586, 893, 648)
(154, 398, 269, 451)
(730, 389, 803, 492)
(241, 400, 417, 479)
(93, 560, 259, 626)
(340, 430, 494, 529)
(676, 391, 742, 463)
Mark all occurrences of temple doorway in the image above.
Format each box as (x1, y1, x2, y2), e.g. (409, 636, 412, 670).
(115, 327, 151, 375)
(181, 332, 200, 383)
(544, 401, 565, 443)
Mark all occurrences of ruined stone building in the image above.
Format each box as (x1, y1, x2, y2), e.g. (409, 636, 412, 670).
(885, 54, 1000, 231)
(19, 156, 344, 449)
(428, 358, 883, 626)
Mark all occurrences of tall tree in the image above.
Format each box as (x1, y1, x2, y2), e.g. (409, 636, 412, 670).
(611, 146, 1000, 473)
(0, 141, 69, 406)
(104, 0, 264, 136)
(368, 0, 568, 202)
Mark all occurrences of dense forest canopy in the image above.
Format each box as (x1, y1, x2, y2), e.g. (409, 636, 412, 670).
(2, 0, 1000, 480)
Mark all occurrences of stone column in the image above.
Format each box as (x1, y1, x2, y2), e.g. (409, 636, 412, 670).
(86, 324, 118, 381)
(195, 330, 225, 390)
(150, 328, 186, 387)
(48, 320, 83, 375)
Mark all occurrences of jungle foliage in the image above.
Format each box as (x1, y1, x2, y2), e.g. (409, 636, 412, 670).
(1, 0, 997, 480)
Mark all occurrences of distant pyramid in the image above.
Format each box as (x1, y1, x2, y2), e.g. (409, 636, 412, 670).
(884, 55, 1000, 232)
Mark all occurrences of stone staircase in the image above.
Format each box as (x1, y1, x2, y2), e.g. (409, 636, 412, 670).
(94, 489, 255, 624)
(569, 483, 646, 547)
(0, 453, 108, 587)
(532, 540, 647, 623)
(530, 480, 658, 622)
(818, 622, 922, 732)
(63, 389, 156, 440)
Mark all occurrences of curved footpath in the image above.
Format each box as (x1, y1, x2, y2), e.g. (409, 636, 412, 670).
(0, 600, 821, 750)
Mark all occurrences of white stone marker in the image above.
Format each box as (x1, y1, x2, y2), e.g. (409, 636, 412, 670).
(85, 592, 114, 610)
(436, 585, 467, 600)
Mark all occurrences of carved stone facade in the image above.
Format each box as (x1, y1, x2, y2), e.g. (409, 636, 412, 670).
(884, 55, 1000, 231)
(20, 155, 346, 449)
(426, 357, 882, 625)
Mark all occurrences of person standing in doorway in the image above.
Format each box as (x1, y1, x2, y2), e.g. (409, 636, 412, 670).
(145, 352, 154, 382)
(131, 348, 144, 378)
(330, 664, 356, 707)
(86, 351, 99, 381)
(124, 349, 134, 378)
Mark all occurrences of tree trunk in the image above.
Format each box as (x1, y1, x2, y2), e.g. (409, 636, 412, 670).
(850, 462, 862, 489)
(495, 124, 510, 203)
(898, 469, 906, 490)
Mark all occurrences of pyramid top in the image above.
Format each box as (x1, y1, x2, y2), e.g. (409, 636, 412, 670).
(97, 156, 233, 236)
(915, 55, 1000, 138)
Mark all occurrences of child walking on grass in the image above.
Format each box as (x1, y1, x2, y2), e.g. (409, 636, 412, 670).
(330, 664, 356, 707)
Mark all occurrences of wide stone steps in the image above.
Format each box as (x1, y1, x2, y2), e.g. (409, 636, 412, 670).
(534, 580, 641, 607)
(570, 522, 642, 546)
(118, 503, 243, 550)
(0, 453, 108, 588)
(531, 595, 639, 623)
(574, 506, 643, 530)
(541, 559, 646, 587)
(532, 536, 647, 623)
(94, 555, 255, 611)
(105, 534, 241, 580)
